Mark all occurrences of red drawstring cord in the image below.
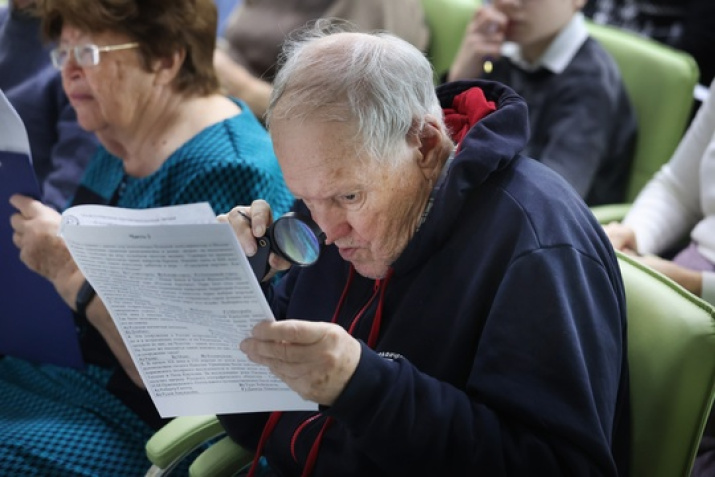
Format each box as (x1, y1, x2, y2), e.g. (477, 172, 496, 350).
(247, 267, 393, 477)
(247, 411, 283, 477)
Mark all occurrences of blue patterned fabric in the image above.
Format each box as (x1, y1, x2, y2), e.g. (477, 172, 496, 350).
(78, 98, 294, 216)
(0, 98, 293, 475)
(0, 358, 154, 476)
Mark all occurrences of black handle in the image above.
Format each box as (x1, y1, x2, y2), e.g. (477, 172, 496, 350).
(247, 236, 272, 281)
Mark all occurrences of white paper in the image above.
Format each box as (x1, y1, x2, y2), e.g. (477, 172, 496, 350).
(0, 88, 31, 156)
(60, 203, 317, 417)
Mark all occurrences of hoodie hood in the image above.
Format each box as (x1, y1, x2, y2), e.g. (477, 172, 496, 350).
(392, 80, 530, 274)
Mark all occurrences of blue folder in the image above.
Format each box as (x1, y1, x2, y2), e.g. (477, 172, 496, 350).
(0, 92, 84, 368)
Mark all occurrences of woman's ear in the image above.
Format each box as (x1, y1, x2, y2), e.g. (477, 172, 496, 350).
(153, 49, 186, 86)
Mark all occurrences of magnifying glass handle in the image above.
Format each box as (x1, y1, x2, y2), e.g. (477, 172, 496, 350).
(247, 236, 271, 281)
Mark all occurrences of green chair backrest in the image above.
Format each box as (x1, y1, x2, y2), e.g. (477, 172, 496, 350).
(420, 0, 481, 81)
(586, 22, 699, 202)
(617, 252, 715, 476)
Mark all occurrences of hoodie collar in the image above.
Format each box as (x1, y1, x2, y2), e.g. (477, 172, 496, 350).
(390, 80, 529, 275)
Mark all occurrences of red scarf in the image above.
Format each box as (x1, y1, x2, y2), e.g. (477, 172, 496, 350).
(443, 87, 496, 150)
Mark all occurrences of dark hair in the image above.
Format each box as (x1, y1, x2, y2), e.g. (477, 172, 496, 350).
(40, 0, 219, 96)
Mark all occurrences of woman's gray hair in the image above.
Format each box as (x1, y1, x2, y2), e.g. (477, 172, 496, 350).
(266, 21, 445, 167)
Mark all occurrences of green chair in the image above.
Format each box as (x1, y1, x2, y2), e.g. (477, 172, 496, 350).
(145, 415, 251, 477)
(585, 23, 699, 223)
(617, 251, 715, 476)
(420, 0, 481, 82)
(145, 252, 715, 477)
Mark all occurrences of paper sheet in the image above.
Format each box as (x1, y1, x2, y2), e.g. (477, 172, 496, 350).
(61, 203, 317, 416)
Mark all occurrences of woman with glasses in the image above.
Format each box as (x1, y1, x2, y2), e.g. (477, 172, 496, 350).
(3, 0, 294, 474)
(0, 0, 98, 211)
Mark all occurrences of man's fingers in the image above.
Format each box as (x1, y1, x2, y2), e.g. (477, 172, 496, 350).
(251, 319, 328, 344)
(247, 199, 272, 237)
(241, 335, 317, 364)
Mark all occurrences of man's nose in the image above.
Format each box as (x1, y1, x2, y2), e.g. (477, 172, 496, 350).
(311, 207, 350, 245)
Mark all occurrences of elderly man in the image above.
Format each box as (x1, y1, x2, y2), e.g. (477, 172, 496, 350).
(220, 24, 629, 477)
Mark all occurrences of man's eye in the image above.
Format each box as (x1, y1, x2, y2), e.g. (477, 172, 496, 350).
(342, 193, 358, 201)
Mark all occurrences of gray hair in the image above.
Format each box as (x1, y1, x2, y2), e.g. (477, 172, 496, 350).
(266, 21, 446, 166)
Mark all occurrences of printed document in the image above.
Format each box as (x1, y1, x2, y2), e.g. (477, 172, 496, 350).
(60, 203, 317, 417)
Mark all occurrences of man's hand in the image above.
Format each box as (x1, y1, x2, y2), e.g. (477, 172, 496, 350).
(218, 200, 292, 279)
(240, 319, 362, 406)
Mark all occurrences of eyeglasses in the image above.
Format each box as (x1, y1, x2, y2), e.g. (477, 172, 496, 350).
(50, 42, 140, 70)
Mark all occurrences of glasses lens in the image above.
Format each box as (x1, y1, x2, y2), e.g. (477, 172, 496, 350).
(76, 45, 99, 67)
(50, 48, 69, 69)
(273, 216, 321, 266)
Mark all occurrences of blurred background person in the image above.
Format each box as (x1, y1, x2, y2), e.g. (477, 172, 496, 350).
(603, 76, 715, 477)
(602, 79, 715, 307)
(213, 0, 430, 119)
(448, 0, 636, 206)
(584, 0, 715, 99)
(3, 0, 293, 474)
(0, 0, 98, 210)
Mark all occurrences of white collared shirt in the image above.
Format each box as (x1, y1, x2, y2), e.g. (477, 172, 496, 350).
(501, 12, 589, 74)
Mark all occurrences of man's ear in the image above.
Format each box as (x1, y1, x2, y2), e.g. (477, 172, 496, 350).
(411, 116, 443, 170)
(152, 49, 186, 86)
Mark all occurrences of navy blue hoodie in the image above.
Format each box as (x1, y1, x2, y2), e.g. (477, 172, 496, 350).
(220, 80, 630, 476)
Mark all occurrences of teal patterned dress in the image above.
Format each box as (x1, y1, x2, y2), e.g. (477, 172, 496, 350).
(0, 98, 293, 476)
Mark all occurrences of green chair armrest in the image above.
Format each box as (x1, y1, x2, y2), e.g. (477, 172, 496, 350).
(188, 435, 253, 477)
(146, 415, 226, 472)
(590, 203, 633, 225)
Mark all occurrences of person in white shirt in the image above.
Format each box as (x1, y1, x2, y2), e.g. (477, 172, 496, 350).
(604, 77, 715, 308)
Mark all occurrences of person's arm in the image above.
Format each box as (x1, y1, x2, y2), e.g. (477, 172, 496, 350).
(9, 194, 143, 385)
(622, 78, 715, 254)
(64, 272, 144, 387)
(526, 61, 627, 201)
(323, 248, 624, 475)
(638, 254, 703, 296)
(213, 48, 272, 120)
(41, 77, 99, 210)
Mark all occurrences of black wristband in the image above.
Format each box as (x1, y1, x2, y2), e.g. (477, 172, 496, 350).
(75, 279, 96, 318)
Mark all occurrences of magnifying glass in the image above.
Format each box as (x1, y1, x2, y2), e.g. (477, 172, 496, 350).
(243, 212, 326, 280)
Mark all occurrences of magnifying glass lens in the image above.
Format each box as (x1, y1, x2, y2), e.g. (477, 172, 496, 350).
(273, 217, 321, 266)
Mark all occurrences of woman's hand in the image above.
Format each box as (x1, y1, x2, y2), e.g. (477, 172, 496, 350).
(218, 200, 292, 280)
(9, 194, 77, 284)
(602, 221, 639, 254)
